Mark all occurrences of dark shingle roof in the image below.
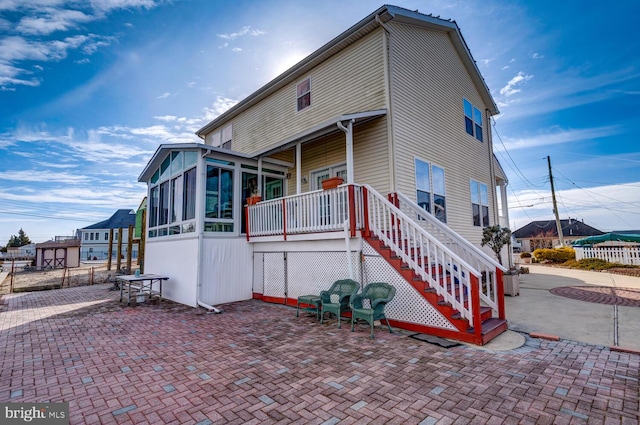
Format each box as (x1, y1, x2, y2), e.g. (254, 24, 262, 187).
(81, 209, 136, 230)
(513, 219, 603, 239)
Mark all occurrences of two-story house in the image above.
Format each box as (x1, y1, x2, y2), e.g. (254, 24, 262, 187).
(79, 209, 137, 261)
(138, 5, 510, 344)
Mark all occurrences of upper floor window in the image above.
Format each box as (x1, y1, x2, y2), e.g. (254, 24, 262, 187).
(205, 124, 232, 149)
(463, 99, 483, 142)
(470, 180, 489, 227)
(297, 78, 311, 111)
(415, 158, 447, 223)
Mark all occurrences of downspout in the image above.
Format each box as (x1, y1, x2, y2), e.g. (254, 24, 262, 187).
(343, 220, 354, 279)
(336, 120, 354, 183)
(197, 148, 222, 313)
(486, 110, 498, 225)
(375, 14, 396, 193)
(337, 120, 356, 279)
(257, 157, 263, 196)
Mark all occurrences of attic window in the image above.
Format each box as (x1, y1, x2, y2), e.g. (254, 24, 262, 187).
(463, 99, 483, 142)
(221, 124, 232, 149)
(296, 78, 311, 111)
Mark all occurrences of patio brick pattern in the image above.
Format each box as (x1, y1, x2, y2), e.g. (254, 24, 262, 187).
(1, 284, 639, 424)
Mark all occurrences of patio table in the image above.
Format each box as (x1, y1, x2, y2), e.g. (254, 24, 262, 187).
(117, 274, 168, 305)
(296, 295, 322, 321)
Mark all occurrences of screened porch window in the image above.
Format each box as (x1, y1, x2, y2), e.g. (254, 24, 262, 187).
(205, 165, 234, 232)
(148, 150, 198, 238)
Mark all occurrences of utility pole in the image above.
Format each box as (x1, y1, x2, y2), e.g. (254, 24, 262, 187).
(547, 156, 565, 247)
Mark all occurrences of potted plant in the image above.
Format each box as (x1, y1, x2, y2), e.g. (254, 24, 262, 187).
(321, 176, 344, 190)
(246, 177, 261, 205)
(520, 251, 532, 264)
(246, 195, 262, 205)
(481, 225, 519, 296)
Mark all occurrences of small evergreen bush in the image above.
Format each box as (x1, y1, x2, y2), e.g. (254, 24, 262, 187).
(533, 247, 575, 263)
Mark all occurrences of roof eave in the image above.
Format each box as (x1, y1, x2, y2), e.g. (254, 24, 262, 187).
(195, 6, 391, 137)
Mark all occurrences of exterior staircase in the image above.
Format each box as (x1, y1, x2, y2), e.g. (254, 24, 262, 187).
(247, 183, 508, 345)
(362, 186, 508, 345)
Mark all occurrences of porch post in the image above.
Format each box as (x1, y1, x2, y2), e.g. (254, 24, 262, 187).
(296, 142, 302, 194)
(257, 158, 263, 196)
(337, 120, 354, 184)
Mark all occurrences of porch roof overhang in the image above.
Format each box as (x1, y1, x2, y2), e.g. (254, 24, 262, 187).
(493, 154, 508, 184)
(137, 142, 291, 183)
(252, 109, 387, 158)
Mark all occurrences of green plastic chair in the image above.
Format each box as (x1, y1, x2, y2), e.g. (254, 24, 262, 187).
(350, 282, 396, 338)
(319, 279, 360, 328)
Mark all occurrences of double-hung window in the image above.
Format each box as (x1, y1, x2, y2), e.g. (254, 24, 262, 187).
(296, 78, 311, 111)
(470, 180, 489, 227)
(415, 158, 447, 223)
(463, 99, 483, 142)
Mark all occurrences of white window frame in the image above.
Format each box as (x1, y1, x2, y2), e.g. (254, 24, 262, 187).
(470, 179, 489, 227)
(148, 150, 198, 238)
(296, 77, 311, 112)
(310, 163, 347, 191)
(463, 98, 483, 142)
(414, 158, 447, 223)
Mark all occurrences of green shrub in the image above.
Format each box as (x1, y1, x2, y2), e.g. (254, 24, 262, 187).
(533, 247, 575, 263)
(520, 252, 532, 258)
(562, 258, 630, 271)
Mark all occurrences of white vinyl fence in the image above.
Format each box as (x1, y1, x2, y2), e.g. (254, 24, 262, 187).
(574, 246, 640, 265)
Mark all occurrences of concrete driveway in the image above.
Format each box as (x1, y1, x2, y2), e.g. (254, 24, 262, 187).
(504, 264, 640, 351)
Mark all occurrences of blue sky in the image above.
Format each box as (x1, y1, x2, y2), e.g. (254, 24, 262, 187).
(1, 0, 639, 243)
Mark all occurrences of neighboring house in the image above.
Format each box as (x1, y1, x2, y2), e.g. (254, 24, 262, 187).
(5, 243, 36, 258)
(79, 209, 137, 261)
(513, 218, 604, 252)
(138, 5, 510, 345)
(35, 239, 81, 269)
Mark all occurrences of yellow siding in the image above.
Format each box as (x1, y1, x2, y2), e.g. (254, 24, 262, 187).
(222, 29, 386, 155)
(388, 22, 497, 243)
(280, 117, 390, 196)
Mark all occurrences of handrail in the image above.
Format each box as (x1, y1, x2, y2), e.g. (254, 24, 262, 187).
(363, 184, 479, 325)
(393, 191, 504, 314)
(247, 185, 363, 238)
(394, 191, 505, 271)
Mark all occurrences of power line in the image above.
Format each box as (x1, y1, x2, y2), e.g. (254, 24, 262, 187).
(0, 209, 97, 223)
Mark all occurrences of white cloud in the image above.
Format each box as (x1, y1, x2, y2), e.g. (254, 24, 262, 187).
(531, 52, 544, 59)
(496, 125, 621, 151)
(232, 47, 242, 52)
(509, 183, 640, 232)
(217, 26, 266, 40)
(16, 8, 93, 35)
(157, 92, 171, 99)
(499, 71, 533, 97)
(0, 169, 86, 183)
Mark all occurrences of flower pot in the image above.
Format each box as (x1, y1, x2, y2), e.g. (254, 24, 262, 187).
(321, 177, 344, 190)
(503, 273, 520, 296)
(246, 195, 262, 205)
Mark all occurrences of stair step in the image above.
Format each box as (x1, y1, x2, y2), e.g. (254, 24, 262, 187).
(452, 306, 492, 322)
(468, 318, 508, 343)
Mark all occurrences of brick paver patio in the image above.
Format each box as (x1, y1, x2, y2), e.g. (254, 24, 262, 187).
(1, 285, 638, 424)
